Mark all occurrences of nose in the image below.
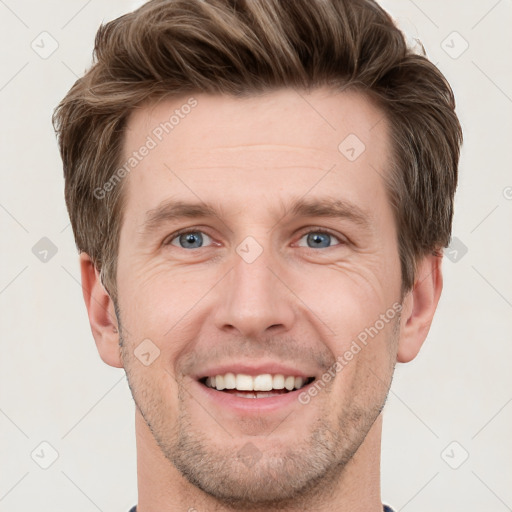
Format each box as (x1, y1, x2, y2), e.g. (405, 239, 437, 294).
(213, 241, 296, 339)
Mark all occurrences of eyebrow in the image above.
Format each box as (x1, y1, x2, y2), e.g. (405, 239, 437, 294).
(288, 197, 370, 229)
(139, 196, 371, 237)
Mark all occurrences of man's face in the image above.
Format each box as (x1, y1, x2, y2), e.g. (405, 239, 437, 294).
(115, 87, 403, 505)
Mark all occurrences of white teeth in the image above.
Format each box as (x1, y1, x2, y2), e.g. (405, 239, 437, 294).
(204, 373, 311, 392)
(215, 375, 225, 391)
(224, 372, 236, 389)
(234, 392, 286, 398)
(254, 374, 273, 391)
(272, 374, 285, 389)
(236, 374, 254, 391)
(294, 377, 304, 389)
(234, 392, 257, 399)
(284, 376, 295, 391)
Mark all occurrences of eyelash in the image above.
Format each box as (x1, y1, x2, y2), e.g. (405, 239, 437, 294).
(163, 227, 346, 249)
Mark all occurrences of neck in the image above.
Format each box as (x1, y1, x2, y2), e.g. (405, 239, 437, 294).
(134, 408, 384, 512)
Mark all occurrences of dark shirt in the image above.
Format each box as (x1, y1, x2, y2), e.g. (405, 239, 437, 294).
(129, 504, 395, 511)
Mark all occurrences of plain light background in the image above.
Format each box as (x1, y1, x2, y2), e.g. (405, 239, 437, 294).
(1, 1, 511, 511)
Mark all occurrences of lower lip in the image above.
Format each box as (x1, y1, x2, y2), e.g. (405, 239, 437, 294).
(193, 380, 314, 414)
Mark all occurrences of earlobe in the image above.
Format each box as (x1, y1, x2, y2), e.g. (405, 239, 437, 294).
(79, 253, 123, 368)
(397, 253, 443, 363)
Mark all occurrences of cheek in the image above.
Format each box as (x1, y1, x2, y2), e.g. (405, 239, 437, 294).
(117, 261, 213, 376)
(117, 255, 199, 328)
(294, 259, 396, 338)
(124, 358, 182, 430)
(329, 314, 399, 415)
(290, 258, 401, 400)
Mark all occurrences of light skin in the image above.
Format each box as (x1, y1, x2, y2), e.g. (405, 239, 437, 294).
(80, 87, 443, 511)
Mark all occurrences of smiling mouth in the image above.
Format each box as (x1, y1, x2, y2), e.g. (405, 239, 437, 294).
(199, 373, 315, 398)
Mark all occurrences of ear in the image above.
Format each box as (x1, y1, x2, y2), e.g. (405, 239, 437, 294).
(79, 253, 123, 368)
(397, 253, 443, 363)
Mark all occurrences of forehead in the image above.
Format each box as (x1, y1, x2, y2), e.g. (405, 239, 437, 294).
(120, 87, 391, 221)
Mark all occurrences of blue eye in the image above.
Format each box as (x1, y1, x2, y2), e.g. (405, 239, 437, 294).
(165, 228, 343, 250)
(168, 230, 213, 249)
(297, 230, 342, 249)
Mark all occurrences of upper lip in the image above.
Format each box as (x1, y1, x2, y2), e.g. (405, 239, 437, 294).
(193, 361, 317, 381)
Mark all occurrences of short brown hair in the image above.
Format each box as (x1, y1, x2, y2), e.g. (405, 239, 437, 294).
(53, 0, 462, 301)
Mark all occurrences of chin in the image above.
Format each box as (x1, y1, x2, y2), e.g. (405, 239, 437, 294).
(164, 417, 358, 508)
